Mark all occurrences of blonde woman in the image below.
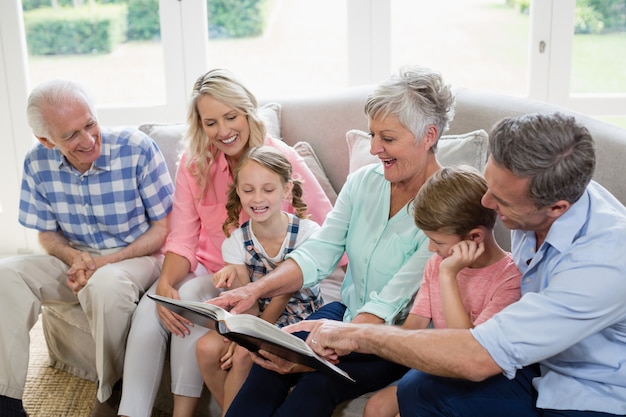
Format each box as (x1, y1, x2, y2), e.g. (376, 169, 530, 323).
(118, 69, 333, 417)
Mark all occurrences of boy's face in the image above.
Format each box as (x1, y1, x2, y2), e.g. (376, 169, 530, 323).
(424, 230, 464, 258)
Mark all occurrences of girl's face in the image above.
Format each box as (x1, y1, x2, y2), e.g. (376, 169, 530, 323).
(236, 160, 292, 223)
(196, 94, 251, 160)
(368, 114, 435, 186)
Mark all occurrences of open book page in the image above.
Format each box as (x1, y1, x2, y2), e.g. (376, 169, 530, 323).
(148, 294, 355, 383)
(217, 314, 312, 356)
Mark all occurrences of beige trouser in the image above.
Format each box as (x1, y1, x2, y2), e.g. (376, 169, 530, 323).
(0, 249, 162, 402)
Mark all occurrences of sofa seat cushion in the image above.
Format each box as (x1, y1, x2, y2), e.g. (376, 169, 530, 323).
(41, 304, 97, 381)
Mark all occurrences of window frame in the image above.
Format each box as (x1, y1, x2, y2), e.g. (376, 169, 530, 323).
(0, 0, 624, 254)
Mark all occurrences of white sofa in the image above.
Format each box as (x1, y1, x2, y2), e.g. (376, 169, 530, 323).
(41, 85, 626, 417)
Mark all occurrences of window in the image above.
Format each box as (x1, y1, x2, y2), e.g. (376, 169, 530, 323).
(390, 0, 530, 96)
(205, 0, 349, 98)
(1, 0, 625, 254)
(24, 2, 167, 106)
(571, 0, 626, 96)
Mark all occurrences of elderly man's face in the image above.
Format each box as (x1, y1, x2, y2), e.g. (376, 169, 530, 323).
(37, 98, 102, 173)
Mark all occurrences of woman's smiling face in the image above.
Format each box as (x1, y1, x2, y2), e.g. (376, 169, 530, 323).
(368, 114, 431, 185)
(197, 94, 251, 160)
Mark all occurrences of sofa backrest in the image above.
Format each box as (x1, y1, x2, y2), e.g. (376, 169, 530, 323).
(144, 86, 626, 252)
(451, 87, 626, 205)
(271, 86, 626, 251)
(273, 86, 626, 202)
(269, 85, 371, 194)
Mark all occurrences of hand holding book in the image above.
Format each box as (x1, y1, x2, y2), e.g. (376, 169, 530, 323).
(251, 348, 317, 375)
(148, 293, 355, 383)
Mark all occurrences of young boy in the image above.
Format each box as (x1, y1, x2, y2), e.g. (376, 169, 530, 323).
(363, 165, 522, 417)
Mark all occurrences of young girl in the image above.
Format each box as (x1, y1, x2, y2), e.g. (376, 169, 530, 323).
(196, 145, 324, 416)
(363, 166, 522, 417)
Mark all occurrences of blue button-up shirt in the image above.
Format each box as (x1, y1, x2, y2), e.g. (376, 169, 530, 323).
(472, 181, 626, 414)
(19, 127, 174, 250)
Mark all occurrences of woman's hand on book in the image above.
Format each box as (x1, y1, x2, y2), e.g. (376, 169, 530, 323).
(209, 285, 258, 314)
(155, 283, 193, 337)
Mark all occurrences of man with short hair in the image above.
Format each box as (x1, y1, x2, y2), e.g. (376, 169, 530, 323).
(286, 112, 626, 416)
(0, 79, 174, 417)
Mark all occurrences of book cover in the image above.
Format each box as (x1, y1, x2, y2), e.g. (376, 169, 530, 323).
(148, 293, 355, 383)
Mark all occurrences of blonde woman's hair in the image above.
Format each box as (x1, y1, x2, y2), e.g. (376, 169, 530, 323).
(413, 165, 496, 236)
(223, 146, 309, 237)
(184, 69, 267, 194)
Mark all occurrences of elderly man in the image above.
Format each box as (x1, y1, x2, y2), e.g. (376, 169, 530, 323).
(0, 79, 174, 417)
(273, 113, 625, 416)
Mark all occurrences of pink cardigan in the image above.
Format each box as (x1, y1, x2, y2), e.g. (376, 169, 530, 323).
(162, 136, 334, 274)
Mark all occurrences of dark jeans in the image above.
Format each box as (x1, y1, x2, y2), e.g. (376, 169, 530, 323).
(225, 301, 409, 417)
(397, 365, 622, 417)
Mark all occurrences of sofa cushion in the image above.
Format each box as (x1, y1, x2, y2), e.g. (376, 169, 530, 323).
(293, 141, 338, 205)
(346, 129, 489, 174)
(139, 103, 283, 179)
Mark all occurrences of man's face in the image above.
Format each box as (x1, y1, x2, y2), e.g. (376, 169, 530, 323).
(37, 98, 102, 173)
(481, 156, 552, 232)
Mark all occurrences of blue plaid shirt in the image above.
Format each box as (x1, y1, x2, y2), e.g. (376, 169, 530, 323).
(19, 127, 174, 250)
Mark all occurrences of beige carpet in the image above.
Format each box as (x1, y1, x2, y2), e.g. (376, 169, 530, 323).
(25, 320, 172, 417)
(25, 320, 97, 416)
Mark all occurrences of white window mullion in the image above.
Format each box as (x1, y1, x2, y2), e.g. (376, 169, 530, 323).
(179, 0, 209, 93)
(97, 0, 189, 125)
(158, 0, 187, 119)
(547, 0, 575, 104)
(528, 0, 553, 100)
(347, 0, 390, 86)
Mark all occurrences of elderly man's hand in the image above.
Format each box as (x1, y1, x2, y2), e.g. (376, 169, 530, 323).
(66, 251, 97, 295)
(66, 252, 114, 295)
(285, 319, 362, 360)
